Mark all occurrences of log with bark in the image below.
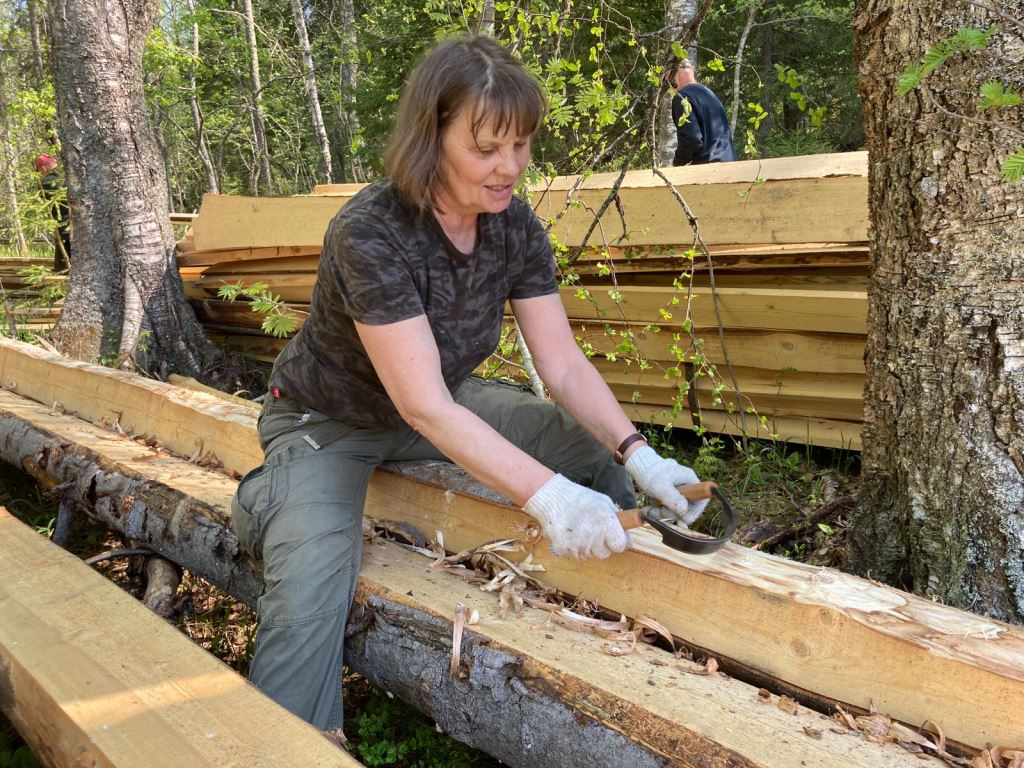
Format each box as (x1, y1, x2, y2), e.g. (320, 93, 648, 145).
(0, 390, 948, 767)
(0, 335, 1022, 754)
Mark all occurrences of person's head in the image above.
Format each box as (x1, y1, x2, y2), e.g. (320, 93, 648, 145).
(33, 153, 57, 173)
(384, 35, 547, 215)
(673, 59, 697, 90)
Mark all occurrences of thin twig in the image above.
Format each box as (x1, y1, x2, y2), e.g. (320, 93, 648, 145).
(84, 547, 155, 566)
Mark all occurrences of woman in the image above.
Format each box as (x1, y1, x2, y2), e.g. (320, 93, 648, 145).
(231, 34, 708, 732)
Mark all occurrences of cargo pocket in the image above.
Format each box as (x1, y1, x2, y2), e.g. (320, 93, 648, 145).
(231, 463, 285, 562)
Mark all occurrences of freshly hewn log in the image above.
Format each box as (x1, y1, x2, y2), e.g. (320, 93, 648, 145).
(0, 508, 358, 768)
(0, 335, 262, 478)
(6, 340, 1022, 749)
(0, 393, 926, 768)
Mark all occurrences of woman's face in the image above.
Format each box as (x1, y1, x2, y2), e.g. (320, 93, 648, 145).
(436, 105, 532, 218)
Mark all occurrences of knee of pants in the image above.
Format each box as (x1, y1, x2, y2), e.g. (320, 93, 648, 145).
(258, 504, 363, 626)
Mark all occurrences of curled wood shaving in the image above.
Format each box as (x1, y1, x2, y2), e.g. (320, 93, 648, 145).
(633, 614, 675, 651)
(778, 696, 799, 716)
(450, 603, 466, 678)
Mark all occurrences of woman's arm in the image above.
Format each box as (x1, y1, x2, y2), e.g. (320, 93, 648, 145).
(509, 293, 646, 461)
(354, 315, 554, 506)
(512, 292, 709, 523)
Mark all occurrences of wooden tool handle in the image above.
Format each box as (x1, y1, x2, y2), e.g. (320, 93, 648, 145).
(617, 481, 718, 531)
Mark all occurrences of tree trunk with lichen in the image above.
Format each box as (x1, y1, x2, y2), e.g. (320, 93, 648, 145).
(847, 0, 1024, 622)
(48, 0, 219, 374)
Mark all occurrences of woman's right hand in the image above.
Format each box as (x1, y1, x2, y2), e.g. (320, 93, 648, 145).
(523, 474, 630, 559)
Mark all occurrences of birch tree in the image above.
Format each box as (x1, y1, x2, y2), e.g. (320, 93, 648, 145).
(289, 0, 332, 184)
(240, 0, 273, 193)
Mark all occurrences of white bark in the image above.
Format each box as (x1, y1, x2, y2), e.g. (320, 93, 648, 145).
(239, 0, 273, 193)
(657, 0, 699, 167)
(730, 0, 763, 138)
(289, 0, 333, 184)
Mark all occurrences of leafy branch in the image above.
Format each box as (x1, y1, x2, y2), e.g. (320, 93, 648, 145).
(216, 281, 303, 338)
(897, 25, 1022, 182)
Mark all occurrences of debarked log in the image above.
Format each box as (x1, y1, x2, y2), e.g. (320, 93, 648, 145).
(0, 389, 932, 768)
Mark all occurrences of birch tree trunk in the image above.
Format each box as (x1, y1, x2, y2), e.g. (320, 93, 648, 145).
(289, 0, 332, 185)
(336, 0, 364, 182)
(729, 0, 763, 138)
(186, 0, 218, 194)
(848, 0, 1024, 622)
(239, 0, 273, 194)
(657, 0, 698, 167)
(48, 0, 219, 372)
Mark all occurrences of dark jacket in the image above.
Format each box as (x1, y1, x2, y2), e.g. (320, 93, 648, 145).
(671, 83, 736, 166)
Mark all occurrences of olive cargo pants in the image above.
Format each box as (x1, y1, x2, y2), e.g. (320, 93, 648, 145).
(231, 376, 636, 731)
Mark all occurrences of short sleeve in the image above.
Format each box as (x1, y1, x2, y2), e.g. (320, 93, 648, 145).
(508, 204, 558, 300)
(324, 213, 425, 326)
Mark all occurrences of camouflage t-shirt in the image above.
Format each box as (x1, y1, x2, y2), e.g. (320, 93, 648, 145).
(268, 179, 558, 429)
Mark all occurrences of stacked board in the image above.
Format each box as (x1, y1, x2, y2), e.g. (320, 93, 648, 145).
(0, 257, 64, 335)
(179, 153, 869, 449)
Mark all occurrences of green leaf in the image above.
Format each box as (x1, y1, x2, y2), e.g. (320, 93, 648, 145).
(706, 58, 725, 72)
(979, 81, 1021, 109)
(671, 41, 687, 61)
(897, 64, 922, 96)
(1002, 148, 1024, 183)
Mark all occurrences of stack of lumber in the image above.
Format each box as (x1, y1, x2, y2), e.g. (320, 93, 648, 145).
(0, 257, 64, 335)
(178, 153, 869, 449)
(1, 334, 1022, 766)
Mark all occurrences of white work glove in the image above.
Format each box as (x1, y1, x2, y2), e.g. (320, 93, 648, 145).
(625, 445, 708, 526)
(524, 474, 630, 559)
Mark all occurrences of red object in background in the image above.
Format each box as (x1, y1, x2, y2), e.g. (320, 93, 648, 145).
(33, 153, 56, 172)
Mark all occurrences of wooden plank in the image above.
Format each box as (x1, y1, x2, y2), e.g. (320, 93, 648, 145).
(561, 285, 868, 334)
(311, 183, 368, 195)
(177, 245, 321, 268)
(569, 321, 866, 374)
(191, 194, 345, 251)
(193, 155, 867, 252)
(595, 361, 864, 401)
(620, 401, 863, 450)
(0, 508, 358, 768)
(201, 254, 321, 275)
(535, 176, 867, 247)
(0, 397, 933, 768)
(2, 355, 1021, 749)
(0, 336, 262, 478)
(191, 273, 315, 303)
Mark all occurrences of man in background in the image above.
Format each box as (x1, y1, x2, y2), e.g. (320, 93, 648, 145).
(34, 153, 70, 271)
(671, 60, 736, 166)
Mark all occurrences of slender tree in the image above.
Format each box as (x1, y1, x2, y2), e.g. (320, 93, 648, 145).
(186, 0, 219, 194)
(335, 0, 364, 181)
(289, 0, 332, 184)
(239, 0, 273, 193)
(48, 0, 218, 372)
(657, 0, 702, 166)
(848, 0, 1024, 621)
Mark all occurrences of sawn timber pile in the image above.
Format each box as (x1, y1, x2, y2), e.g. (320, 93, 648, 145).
(179, 152, 868, 450)
(1, 335, 1022, 765)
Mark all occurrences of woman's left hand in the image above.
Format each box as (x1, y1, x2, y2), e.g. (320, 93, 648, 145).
(625, 445, 708, 525)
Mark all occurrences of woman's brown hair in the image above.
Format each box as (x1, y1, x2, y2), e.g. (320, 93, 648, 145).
(383, 36, 547, 213)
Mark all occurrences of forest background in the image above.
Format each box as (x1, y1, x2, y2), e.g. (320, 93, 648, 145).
(0, 0, 857, 239)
